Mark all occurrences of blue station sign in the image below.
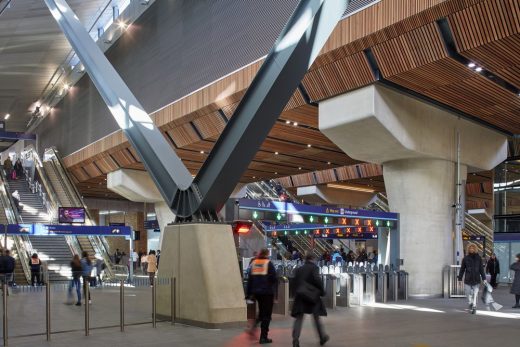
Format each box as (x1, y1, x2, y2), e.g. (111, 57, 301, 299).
(2, 224, 132, 236)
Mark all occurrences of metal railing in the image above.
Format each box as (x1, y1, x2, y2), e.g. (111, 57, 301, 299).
(443, 265, 465, 298)
(0, 168, 32, 284)
(43, 148, 114, 279)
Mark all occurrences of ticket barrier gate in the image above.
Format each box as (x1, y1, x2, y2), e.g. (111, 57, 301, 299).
(387, 270, 399, 302)
(398, 271, 409, 300)
(273, 277, 290, 316)
(322, 274, 337, 309)
(375, 270, 388, 303)
(336, 273, 350, 307)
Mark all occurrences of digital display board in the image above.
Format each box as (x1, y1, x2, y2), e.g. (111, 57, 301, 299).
(59, 207, 86, 224)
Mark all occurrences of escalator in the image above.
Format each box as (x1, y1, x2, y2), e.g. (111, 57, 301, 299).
(0, 169, 31, 284)
(371, 193, 493, 257)
(42, 148, 114, 277)
(245, 181, 336, 259)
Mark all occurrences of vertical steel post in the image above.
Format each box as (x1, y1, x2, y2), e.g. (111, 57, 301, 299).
(84, 281, 89, 336)
(174, 277, 176, 325)
(46, 280, 51, 341)
(2, 282, 7, 346)
(120, 279, 125, 332)
(152, 278, 157, 328)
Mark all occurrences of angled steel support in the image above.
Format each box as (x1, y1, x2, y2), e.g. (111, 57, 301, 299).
(46, 0, 348, 219)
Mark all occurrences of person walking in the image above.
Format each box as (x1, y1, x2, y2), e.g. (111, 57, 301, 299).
(141, 252, 148, 274)
(291, 252, 329, 347)
(246, 248, 278, 344)
(69, 255, 83, 306)
(3, 157, 12, 179)
(458, 243, 486, 314)
(29, 253, 42, 286)
(486, 253, 500, 289)
(147, 250, 157, 286)
(80, 251, 93, 304)
(4, 250, 15, 286)
(14, 158, 23, 179)
(510, 253, 520, 309)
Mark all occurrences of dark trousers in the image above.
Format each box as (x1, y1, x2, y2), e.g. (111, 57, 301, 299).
(31, 271, 41, 286)
(292, 313, 326, 342)
(256, 294, 274, 338)
(490, 273, 498, 288)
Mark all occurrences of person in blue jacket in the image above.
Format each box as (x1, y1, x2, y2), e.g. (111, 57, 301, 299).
(246, 248, 278, 344)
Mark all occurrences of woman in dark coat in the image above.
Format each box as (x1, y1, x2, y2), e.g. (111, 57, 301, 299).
(485, 253, 500, 288)
(510, 253, 520, 308)
(291, 252, 329, 347)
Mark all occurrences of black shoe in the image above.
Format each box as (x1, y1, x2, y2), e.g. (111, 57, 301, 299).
(512, 304, 520, 309)
(320, 335, 330, 346)
(293, 340, 300, 347)
(471, 307, 477, 314)
(259, 337, 272, 344)
(75, 302, 81, 306)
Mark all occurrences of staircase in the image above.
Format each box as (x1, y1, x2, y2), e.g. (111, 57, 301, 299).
(28, 236, 72, 281)
(8, 179, 49, 223)
(5, 178, 72, 282)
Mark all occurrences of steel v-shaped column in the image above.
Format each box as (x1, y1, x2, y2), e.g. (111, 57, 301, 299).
(45, 0, 348, 219)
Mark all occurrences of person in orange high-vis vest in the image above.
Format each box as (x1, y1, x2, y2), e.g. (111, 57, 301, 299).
(246, 248, 278, 344)
(29, 253, 42, 286)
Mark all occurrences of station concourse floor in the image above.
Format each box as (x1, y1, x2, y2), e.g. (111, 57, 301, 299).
(3, 285, 519, 347)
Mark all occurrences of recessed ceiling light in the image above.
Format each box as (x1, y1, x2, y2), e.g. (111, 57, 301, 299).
(327, 162, 331, 165)
(293, 122, 298, 126)
(274, 172, 278, 175)
(468, 63, 476, 68)
(200, 150, 205, 154)
(298, 167, 302, 170)
(252, 176, 256, 179)
(307, 144, 312, 148)
(274, 151, 279, 155)
(475, 67, 482, 72)
(285, 120, 291, 124)
(63, 83, 69, 90)
(4, 114, 10, 120)
(117, 20, 128, 30)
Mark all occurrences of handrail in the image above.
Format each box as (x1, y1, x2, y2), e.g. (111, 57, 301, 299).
(0, 168, 31, 283)
(43, 147, 114, 278)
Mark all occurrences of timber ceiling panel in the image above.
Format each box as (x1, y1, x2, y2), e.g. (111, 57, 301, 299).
(448, 0, 520, 88)
(301, 52, 375, 101)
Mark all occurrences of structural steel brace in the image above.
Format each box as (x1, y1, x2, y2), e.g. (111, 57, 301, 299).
(45, 0, 348, 219)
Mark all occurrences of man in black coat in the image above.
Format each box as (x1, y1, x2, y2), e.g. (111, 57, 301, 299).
(291, 252, 329, 347)
(246, 248, 278, 344)
(458, 243, 486, 314)
(486, 253, 500, 289)
(4, 250, 15, 286)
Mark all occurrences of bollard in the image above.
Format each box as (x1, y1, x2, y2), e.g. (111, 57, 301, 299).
(272, 277, 289, 316)
(46, 281, 51, 341)
(84, 281, 90, 336)
(3, 282, 7, 346)
(120, 280, 125, 332)
(152, 278, 157, 328)
(171, 278, 176, 325)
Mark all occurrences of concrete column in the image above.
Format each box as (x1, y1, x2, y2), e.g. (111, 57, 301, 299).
(319, 84, 507, 296)
(384, 158, 466, 295)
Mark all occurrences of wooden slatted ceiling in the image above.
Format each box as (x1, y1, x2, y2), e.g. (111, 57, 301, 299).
(302, 52, 375, 101)
(448, 0, 520, 88)
(63, 0, 473, 171)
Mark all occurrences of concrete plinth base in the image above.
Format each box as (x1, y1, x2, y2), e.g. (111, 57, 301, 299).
(156, 223, 246, 328)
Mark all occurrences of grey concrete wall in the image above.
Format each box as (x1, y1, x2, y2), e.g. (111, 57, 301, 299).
(36, 0, 299, 156)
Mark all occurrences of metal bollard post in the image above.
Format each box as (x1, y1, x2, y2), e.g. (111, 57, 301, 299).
(3, 282, 7, 346)
(152, 277, 157, 328)
(120, 280, 125, 332)
(46, 281, 51, 341)
(171, 278, 175, 325)
(84, 281, 90, 336)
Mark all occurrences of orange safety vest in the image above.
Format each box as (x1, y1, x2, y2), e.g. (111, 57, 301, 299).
(250, 259, 270, 276)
